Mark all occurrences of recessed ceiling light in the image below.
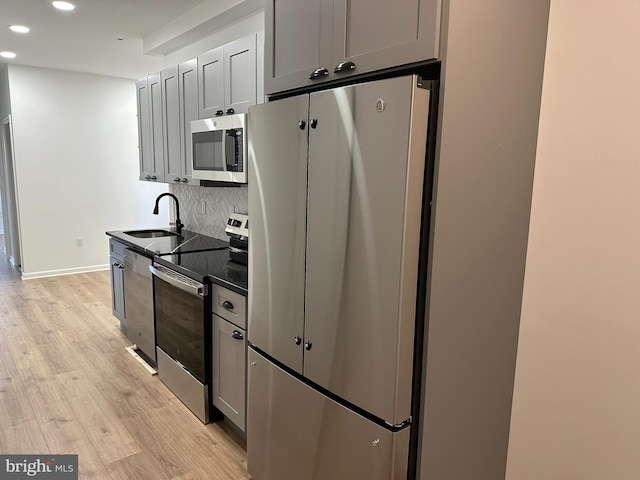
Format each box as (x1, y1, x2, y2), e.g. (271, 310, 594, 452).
(9, 25, 30, 34)
(52, 1, 75, 11)
(0, 51, 17, 59)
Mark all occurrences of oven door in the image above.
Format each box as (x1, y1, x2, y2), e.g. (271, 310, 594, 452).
(150, 264, 207, 383)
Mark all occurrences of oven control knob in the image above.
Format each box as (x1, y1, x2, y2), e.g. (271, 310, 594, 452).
(304, 341, 312, 351)
(294, 336, 302, 345)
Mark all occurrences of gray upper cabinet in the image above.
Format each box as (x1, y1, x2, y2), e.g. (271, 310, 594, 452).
(264, 0, 333, 95)
(148, 73, 165, 182)
(223, 35, 257, 115)
(161, 66, 181, 184)
(178, 59, 199, 185)
(136, 78, 152, 181)
(265, 0, 440, 94)
(198, 47, 224, 119)
(331, 0, 439, 80)
(136, 73, 164, 182)
(199, 33, 260, 118)
(136, 32, 263, 183)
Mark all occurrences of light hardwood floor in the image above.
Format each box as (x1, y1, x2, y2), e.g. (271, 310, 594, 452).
(0, 255, 249, 480)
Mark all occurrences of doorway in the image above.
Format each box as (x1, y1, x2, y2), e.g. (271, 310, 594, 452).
(0, 114, 22, 271)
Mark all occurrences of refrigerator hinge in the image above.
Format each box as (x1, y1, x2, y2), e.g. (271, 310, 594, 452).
(416, 76, 434, 91)
(385, 417, 413, 432)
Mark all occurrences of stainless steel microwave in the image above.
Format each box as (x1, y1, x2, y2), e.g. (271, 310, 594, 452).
(191, 113, 247, 183)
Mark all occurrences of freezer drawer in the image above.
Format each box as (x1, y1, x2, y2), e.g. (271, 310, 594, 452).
(247, 348, 410, 480)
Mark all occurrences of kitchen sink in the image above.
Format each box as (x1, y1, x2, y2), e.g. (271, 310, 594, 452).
(123, 229, 178, 239)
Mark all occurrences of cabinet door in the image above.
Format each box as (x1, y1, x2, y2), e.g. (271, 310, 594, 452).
(162, 66, 181, 184)
(136, 78, 153, 181)
(148, 73, 165, 182)
(331, 0, 439, 80)
(264, 0, 333, 95)
(223, 34, 256, 115)
(211, 315, 246, 432)
(178, 59, 199, 185)
(198, 47, 224, 119)
(110, 256, 125, 324)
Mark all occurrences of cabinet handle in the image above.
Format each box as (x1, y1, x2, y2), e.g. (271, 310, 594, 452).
(298, 120, 306, 130)
(231, 330, 244, 340)
(145, 175, 151, 180)
(181, 178, 188, 183)
(174, 177, 181, 182)
(215, 110, 224, 116)
(334, 60, 356, 74)
(308, 67, 329, 80)
(294, 336, 302, 345)
(150, 175, 157, 180)
(221, 300, 234, 310)
(304, 341, 313, 351)
(310, 119, 318, 129)
(226, 108, 235, 115)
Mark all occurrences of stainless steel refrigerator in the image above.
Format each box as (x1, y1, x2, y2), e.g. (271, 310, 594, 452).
(247, 74, 433, 480)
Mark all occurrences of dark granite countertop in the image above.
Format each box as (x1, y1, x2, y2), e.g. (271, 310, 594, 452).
(107, 228, 247, 294)
(107, 228, 228, 256)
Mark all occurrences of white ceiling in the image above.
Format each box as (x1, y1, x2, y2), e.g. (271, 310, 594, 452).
(0, 0, 259, 79)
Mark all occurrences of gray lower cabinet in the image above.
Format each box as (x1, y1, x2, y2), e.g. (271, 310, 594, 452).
(211, 314, 247, 432)
(109, 239, 126, 329)
(264, 0, 439, 94)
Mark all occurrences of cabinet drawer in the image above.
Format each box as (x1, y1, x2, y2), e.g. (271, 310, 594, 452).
(211, 284, 246, 329)
(109, 239, 126, 260)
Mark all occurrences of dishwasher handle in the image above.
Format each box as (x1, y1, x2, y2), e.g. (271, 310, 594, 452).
(149, 264, 207, 297)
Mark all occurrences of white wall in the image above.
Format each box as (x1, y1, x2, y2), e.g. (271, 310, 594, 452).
(7, 65, 168, 278)
(506, 1, 640, 479)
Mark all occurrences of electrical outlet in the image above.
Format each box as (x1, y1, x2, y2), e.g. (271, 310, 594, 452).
(201, 200, 207, 215)
(76, 237, 84, 247)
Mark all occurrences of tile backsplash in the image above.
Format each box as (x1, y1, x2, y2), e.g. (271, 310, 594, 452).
(173, 184, 248, 240)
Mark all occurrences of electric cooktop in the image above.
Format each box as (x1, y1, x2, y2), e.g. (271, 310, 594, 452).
(154, 248, 248, 295)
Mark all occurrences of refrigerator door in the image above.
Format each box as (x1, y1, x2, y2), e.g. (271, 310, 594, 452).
(247, 348, 410, 480)
(248, 95, 309, 374)
(304, 75, 430, 424)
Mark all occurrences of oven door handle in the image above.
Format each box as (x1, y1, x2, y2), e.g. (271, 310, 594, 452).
(149, 265, 207, 297)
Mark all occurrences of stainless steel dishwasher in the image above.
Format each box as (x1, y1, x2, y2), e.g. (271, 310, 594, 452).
(123, 248, 156, 364)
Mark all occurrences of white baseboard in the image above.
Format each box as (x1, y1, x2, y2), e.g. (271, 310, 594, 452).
(22, 264, 109, 280)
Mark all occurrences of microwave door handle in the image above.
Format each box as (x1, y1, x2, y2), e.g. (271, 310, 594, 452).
(221, 129, 228, 171)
